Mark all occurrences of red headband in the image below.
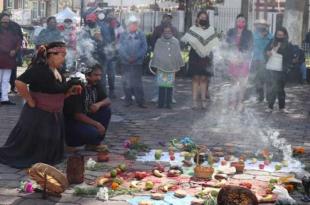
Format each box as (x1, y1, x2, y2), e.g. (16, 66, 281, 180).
(47, 47, 66, 54)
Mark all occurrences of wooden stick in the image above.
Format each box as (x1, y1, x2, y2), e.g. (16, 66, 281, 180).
(42, 173, 47, 199)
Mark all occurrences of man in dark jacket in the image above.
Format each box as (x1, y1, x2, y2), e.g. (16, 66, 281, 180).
(0, 13, 21, 105)
(64, 64, 111, 150)
(35, 16, 63, 46)
(2, 10, 23, 94)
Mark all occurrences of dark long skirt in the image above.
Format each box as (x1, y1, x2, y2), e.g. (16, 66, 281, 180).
(0, 104, 65, 168)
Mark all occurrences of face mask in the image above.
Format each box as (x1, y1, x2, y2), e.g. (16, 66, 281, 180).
(257, 27, 267, 33)
(163, 33, 173, 39)
(48, 24, 57, 30)
(276, 37, 285, 42)
(98, 13, 105, 21)
(64, 23, 71, 28)
(199, 19, 208, 27)
(129, 24, 138, 32)
(1, 22, 9, 28)
(237, 20, 246, 29)
(88, 22, 96, 28)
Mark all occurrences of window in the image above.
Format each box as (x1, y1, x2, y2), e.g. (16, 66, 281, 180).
(39, 1, 46, 17)
(6, 0, 13, 9)
(31, 1, 38, 19)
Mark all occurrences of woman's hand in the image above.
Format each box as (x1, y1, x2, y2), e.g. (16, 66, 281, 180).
(27, 98, 36, 108)
(267, 51, 272, 57)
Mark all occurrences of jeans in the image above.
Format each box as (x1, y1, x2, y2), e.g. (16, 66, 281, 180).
(253, 60, 266, 101)
(9, 67, 17, 91)
(300, 62, 307, 81)
(122, 64, 144, 105)
(65, 107, 111, 147)
(0, 69, 12, 101)
(105, 59, 117, 94)
(266, 70, 286, 109)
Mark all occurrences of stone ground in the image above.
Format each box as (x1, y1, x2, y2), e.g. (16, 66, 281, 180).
(0, 68, 310, 204)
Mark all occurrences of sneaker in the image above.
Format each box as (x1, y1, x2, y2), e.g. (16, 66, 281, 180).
(192, 101, 199, 110)
(279, 108, 288, 113)
(1, 101, 16, 105)
(151, 96, 158, 103)
(85, 144, 108, 152)
(172, 98, 176, 104)
(9, 90, 17, 94)
(266, 108, 273, 113)
(120, 96, 126, 100)
(201, 101, 207, 109)
(138, 104, 147, 108)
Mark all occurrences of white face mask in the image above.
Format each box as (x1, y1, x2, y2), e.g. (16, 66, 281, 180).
(98, 13, 105, 21)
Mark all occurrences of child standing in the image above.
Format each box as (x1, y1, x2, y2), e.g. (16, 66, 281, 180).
(151, 25, 184, 108)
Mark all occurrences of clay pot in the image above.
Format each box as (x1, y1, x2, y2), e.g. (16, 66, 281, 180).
(231, 162, 245, 174)
(97, 151, 109, 162)
(66, 154, 84, 184)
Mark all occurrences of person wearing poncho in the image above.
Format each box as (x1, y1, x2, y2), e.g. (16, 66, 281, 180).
(151, 25, 184, 108)
(181, 11, 219, 109)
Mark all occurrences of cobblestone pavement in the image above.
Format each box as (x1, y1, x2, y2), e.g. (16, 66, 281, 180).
(0, 68, 309, 204)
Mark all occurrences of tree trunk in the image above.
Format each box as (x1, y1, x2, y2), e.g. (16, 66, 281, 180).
(241, 0, 249, 20)
(283, 0, 305, 45)
(185, 0, 193, 31)
(302, 0, 309, 42)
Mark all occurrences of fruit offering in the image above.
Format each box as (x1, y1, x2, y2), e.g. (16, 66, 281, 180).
(154, 150, 162, 160)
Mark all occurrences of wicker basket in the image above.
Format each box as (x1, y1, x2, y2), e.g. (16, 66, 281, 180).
(28, 163, 69, 195)
(194, 149, 214, 179)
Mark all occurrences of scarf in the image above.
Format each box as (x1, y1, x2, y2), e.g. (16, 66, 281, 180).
(181, 25, 219, 58)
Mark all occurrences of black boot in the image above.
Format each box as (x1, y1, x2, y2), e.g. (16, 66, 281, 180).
(166, 88, 173, 109)
(158, 87, 165, 108)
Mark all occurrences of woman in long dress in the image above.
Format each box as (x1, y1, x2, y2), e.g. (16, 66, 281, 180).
(0, 42, 81, 168)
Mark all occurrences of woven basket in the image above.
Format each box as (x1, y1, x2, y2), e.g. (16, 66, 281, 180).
(28, 163, 69, 194)
(194, 148, 214, 179)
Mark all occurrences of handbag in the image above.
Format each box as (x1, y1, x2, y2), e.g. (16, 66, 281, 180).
(266, 50, 283, 71)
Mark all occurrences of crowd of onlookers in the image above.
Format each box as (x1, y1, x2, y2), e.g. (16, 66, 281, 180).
(1, 3, 310, 171)
(0, 4, 310, 113)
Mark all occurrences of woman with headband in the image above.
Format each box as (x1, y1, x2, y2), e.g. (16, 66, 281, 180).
(226, 14, 253, 110)
(0, 42, 82, 168)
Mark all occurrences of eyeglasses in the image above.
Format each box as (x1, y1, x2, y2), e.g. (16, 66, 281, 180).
(1, 21, 9, 23)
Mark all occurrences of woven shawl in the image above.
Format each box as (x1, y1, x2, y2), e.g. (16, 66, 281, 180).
(181, 25, 219, 58)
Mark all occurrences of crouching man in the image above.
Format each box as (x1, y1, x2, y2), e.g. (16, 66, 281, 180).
(64, 64, 111, 151)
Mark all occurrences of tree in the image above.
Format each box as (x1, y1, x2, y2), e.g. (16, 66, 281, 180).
(283, 0, 305, 45)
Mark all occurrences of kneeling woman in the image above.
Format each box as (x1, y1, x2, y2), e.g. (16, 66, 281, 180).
(0, 42, 81, 168)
